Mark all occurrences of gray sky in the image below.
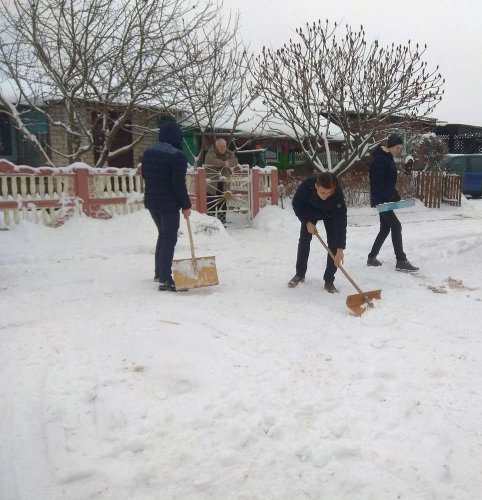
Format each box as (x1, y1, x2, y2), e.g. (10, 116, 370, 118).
(223, 0, 482, 126)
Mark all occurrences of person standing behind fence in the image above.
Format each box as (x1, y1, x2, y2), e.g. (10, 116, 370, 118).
(403, 155, 414, 175)
(142, 121, 191, 291)
(204, 138, 238, 225)
(367, 134, 419, 272)
(288, 172, 347, 293)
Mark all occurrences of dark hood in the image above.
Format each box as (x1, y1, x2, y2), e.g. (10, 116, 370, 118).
(158, 121, 183, 150)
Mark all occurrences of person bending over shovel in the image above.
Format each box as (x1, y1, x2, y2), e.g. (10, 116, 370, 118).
(288, 172, 347, 293)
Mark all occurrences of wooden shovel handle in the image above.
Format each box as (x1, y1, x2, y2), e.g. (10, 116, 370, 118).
(186, 217, 196, 260)
(313, 230, 369, 299)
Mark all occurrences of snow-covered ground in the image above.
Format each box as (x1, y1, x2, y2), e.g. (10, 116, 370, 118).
(1, 198, 482, 500)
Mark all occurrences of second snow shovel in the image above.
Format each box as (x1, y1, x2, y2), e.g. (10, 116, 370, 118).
(172, 217, 219, 291)
(314, 230, 381, 316)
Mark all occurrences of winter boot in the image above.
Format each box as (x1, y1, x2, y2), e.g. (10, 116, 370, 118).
(158, 281, 177, 292)
(395, 260, 419, 272)
(288, 275, 305, 288)
(324, 282, 339, 293)
(367, 256, 382, 267)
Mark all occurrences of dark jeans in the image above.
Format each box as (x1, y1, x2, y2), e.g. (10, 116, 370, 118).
(368, 210, 406, 261)
(207, 181, 227, 224)
(148, 209, 180, 283)
(295, 217, 338, 284)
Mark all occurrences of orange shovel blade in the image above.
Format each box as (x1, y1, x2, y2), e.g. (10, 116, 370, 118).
(346, 289, 382, 316)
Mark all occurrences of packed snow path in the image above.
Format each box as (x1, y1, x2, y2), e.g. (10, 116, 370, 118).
(1, 200, 482, 499)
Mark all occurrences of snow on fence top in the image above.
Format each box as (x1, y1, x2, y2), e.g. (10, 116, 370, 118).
(0, 161, 280, 228)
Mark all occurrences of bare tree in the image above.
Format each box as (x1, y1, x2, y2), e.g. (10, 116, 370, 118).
(253, 20, 445, 175)
(412, 133, 449, 171)
(173, 12, 264, 165)
(0, 0, 217, 167)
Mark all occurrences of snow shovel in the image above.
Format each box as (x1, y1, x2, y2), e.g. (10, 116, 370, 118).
(376, 199, 415, 212)
(313, 230, 381, 316)
(172, 217, 219, 291)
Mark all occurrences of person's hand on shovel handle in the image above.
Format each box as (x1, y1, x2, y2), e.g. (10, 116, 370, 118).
(306, 221, 317, 234)
(309, 223, 344, 267)
(182, 208, 191, 219)
(333, 249, 344, 268)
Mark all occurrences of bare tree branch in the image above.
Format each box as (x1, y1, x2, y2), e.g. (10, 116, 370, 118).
(0, 0, 219, 166)
(253, 20, 445, 174)
(173, 12, 264, 164)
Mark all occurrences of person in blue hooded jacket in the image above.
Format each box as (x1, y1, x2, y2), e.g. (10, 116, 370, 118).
(142, 121, 191, 291)
(288, 172, 347, 293)
(367, 134, 418, 272)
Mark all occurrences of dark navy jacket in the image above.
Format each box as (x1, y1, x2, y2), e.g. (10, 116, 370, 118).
(292, 176, 347, 249)
(142, 121, 192, 211)
(369, 145, 401, 207)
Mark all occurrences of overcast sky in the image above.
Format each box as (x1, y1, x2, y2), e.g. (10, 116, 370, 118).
(222, 0, 482, 126)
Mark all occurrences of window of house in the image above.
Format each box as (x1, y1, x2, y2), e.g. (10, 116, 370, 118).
(264, 144, 278, 161)
(0, 113, 13, 156)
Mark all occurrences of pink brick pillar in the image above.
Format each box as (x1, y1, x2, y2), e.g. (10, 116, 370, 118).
(195, 167, 207, 213)
(74, 167, 91, 215)
(74, 167, 111, 219)
(251, 168, 260, 218)
(270, 169, 279, 206)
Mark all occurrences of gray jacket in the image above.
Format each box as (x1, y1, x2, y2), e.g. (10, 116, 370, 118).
(203, 145, 238, 194)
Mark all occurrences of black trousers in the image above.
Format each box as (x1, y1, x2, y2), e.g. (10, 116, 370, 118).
(295, 217, 338, 284)
(368, 210, 406, 261)
(148, 209, 180, 283)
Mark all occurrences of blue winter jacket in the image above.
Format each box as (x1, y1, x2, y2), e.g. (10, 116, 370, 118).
(142, 121, 192, 211)
(292, 176, 347, 249)
(369, 145, 401, 207)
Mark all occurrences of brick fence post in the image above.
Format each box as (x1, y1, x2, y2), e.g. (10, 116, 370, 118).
(74, 167, 92, 216)
(251, 168, 260, 218)
(74, 166, 111, 219)
(270, 169, 279, 206)
(196, 167, 207, 213)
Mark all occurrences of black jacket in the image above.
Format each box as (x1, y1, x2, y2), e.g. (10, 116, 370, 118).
(142, 121, 192, 211)
(369, 145, 401, 207)
(292, 176, 347, 249)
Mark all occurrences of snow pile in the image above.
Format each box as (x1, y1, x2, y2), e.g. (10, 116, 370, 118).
(1, 199, 482, 499)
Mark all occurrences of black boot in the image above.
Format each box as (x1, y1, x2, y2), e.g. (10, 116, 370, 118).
(159, 281, 177, 291)
(288, 275, 305, 288)
(367, 256, 382, 267)
(324, 282, 339, 293)
(395, 260, 419, 272)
